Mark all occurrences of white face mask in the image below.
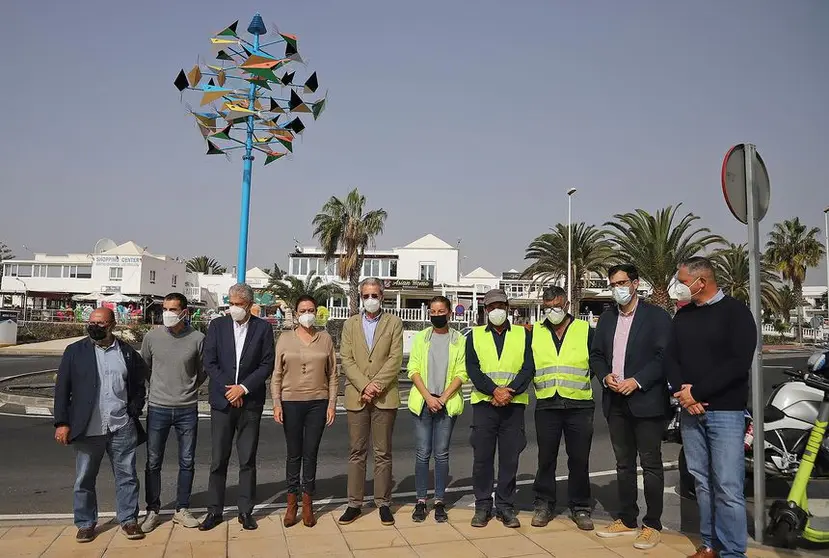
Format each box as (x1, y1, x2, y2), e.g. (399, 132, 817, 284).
(612, 286, 633, 306)
(544, 307, 566, 325)
(488, 308, 507, 326)
(228, 305, 248, 322)
(298, 313, 316, 328)
(363, 297, 381, 314)
(672, 278, 700, 303)
(162, 310, 184, 328)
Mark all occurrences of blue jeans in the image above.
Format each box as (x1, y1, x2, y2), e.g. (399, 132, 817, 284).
(145, 405, 198, 511)
(413, 406, 457, 501)
(681, 410, 747, 558)
(73, 419, 139, 529)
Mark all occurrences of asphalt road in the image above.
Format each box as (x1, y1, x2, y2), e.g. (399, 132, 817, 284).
(1, 353, 827, 538)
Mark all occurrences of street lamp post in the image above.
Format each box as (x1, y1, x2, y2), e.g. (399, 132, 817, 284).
(824, 207, 829, 317)
(567, 188, 577, 305)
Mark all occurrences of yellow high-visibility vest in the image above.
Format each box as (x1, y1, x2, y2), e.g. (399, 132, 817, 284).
(531, 319, 591, 400)
(470, 325, 529, 405)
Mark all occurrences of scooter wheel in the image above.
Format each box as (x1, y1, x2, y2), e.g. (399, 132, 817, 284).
(770, 519, 799, 549)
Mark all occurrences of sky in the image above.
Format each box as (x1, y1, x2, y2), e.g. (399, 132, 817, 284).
(1, 0, 828, 284)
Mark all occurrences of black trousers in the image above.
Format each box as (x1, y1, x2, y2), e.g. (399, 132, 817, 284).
(282, 400, 327, 495)
(533, 406, 593, 512)
(470, 403, 527, 512)
(607, 396, 666, 530)
(207, 405, 263, 515)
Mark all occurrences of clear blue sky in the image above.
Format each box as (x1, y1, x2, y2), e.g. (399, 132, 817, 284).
(2, 0, 828, 283)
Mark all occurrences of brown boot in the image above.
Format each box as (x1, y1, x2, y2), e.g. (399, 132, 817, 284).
(284, 493, 299, 527)
(302, 493, 316, 527)
(688, 546, 718, 558)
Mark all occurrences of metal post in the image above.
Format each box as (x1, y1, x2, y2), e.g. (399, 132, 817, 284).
(823, 208, 829, 328)
(236, 14, 266, 284)
(745, 143, 766, 543)
(566, 188, 577, 304)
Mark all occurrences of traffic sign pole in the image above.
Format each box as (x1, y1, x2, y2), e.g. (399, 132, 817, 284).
(745, 143, 766, 544)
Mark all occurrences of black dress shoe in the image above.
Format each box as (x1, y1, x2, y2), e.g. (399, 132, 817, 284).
(199, 513, 223, 531)
(238, 513, 258, 530)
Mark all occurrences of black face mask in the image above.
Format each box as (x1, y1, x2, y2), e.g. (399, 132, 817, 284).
(430, 314, 448, 329)
(87, 324, 109, 341)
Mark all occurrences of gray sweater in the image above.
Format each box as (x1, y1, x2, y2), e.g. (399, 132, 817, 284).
(140, 325, 206, 408)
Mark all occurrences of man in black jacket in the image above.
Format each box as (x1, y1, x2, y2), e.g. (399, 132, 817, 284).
(590, 264, 672, 549)
(665, 257, 756, 558)
(53, 307, 148, 544)
(199, 283, 275, 532)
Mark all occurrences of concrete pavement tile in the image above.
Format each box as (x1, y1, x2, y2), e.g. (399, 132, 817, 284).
(107, 528, 168, 549)
(451, 518, 522, 540)
(163, 541, 227, 558)
(0, 535, 57, 555)
(552, 550, 620, 558)
(515, 520, 570, 536)
(41, 546, 106, 558)
(0, 527, 7, 538)
(285, 531, 350, 556)
(344, 528, 409, 550)
(228, 537, 290, 557)
(353, 547, 419, 558)
(140, 521, 174, 545)
(445, 508, 475, 522)
(469, 534, 547, 558)
(398, 524, 464, 545)
(169, 520, 227, 543)
(659, 531, 698, 555)
(338, 508, 392, 533)
(1, 526, 38, 538)
(526, 531, 604, 552)
(746, 549, 810, 558)
(227, 515, 284, 540)
(412, 540, 484, 557)
(283, 513, 342, 536)
(32, 526, 67, 539)
(611, 545, 687, 558)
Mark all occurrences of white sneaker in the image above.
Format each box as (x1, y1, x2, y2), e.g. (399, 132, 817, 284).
(141, 510, 161, 533)
(173, 508, 200, 528)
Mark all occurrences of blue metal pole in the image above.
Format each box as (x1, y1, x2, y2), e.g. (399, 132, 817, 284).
(236, 13, 267, 284)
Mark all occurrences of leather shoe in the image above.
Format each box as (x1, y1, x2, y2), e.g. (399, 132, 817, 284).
(238, 513, 258, 530)
(199, 513, 223, 531)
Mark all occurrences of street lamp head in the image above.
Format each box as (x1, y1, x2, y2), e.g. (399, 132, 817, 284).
(567, 188, 577, 196)
(824, 206, 829, 214)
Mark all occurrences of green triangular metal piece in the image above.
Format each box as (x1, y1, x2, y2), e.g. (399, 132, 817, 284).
(206, 140, 225, 155)
(211, 124, 232, 140)
(217, 21, 239, 37)
(274, 134, 293, 152)
(264, 151, 286, 165)
(247, 78, 272, 90)
(216, 50, 234, 61)
(311, 98, 327, 120)
(246, 67, 279, 82)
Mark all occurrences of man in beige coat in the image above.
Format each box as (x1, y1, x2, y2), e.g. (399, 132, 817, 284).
(338, 278, 404, 527)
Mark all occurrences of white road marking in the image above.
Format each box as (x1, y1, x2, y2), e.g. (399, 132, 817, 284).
(0, 462, 680, 521)
(24, 406, 51, 416)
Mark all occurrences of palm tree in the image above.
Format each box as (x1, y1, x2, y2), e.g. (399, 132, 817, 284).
(765, 217, 825, 343)
(604, 204, 724, 311)
(522, 223, 616, 313)
(267, 271, 345, 309)
(263, 262, 284, 283)
(775, 284, 798, 325)
(709, 243, 781, 311)
(186, 256, 226, 275)
(312, 188, 387, 315)
(0, 242, 13, 279)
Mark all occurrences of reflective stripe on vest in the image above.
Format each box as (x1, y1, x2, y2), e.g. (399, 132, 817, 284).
(470, 325, 529, 405)
(531, 319, 592, 401)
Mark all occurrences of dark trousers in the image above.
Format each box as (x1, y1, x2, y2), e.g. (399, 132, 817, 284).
(470, 402, 527, 512)
(533, 406, 593, 512)
(283, 400, 327, 495)
(207, 405, 263, 515)
(607, 396, 666, 530)
(145, 405, 198, 512)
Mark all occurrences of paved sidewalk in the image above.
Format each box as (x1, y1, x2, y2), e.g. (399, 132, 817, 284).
(0, 337, 85, 356)
(0, 505, 823, 558)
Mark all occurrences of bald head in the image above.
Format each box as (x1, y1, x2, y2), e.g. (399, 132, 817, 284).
(89, 307, 115, 324)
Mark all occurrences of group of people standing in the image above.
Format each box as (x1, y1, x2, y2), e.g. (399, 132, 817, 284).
(53, 259, 756, 558)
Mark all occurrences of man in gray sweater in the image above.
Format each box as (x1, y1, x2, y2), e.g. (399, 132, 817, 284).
(140, 293, 205, 531)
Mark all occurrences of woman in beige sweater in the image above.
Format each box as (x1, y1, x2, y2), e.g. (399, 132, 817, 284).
(271, 295, 337, 528)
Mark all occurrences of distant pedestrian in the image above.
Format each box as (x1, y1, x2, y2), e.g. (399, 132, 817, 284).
(140, 293, 205, 533)
(53, 307, 148, 543)
(665, 257, 757, 558)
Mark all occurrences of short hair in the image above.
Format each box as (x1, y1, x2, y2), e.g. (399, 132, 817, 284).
(429, 296, 452, 312)
(164, 292, 188, 309)
(678, 256, 717, 281)
(607, 264, 639, 282)
(295, 295, 317, 310)
(542, 285, 567, 302)
(359, 277, 384, 295)
(228, 283, 254, 303)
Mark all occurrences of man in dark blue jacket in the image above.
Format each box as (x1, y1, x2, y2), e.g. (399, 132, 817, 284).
(53, 307, 148, 544)
(199, 283, 275, 532)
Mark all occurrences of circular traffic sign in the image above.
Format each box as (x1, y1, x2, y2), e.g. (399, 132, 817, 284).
(722, 144, 770, 224)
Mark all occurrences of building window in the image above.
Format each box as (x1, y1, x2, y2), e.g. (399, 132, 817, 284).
(15, 264, 33, 277)
(149, 270, 156, 284)
(77, 265, 92, 279)
(109, 267, 123, 281)
(362, 258, 381, 277)
(47, 265, 62, 278)
(419, 263, 435, 281)
(389, 259, 398, 277)
(172, 274, 177, 288)
(32, 265, 46, 278)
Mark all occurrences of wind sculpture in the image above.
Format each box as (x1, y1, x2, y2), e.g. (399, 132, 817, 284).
(174, 14, 325, 283)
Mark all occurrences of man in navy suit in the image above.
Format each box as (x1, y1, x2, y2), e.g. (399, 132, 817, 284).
(199, 283, 275, 531)
(53, 307, 148, 544)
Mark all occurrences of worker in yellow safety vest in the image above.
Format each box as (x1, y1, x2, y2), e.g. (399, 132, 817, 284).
(465, 289, 534, 530)
(529, 286, 595, 532)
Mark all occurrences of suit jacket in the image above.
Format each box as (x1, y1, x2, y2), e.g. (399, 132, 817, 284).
(53, 337, 148, 443)
(589, 301, 672, 419)
(340, 312, 403, 411)
(203, 315, 275, 410)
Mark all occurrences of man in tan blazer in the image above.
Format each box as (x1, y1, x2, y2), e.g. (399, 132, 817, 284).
(337, 278, 404, 527)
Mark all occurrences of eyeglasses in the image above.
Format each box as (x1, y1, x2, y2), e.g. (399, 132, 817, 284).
(361, 294, 380, 300)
